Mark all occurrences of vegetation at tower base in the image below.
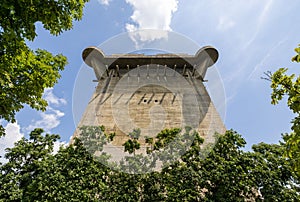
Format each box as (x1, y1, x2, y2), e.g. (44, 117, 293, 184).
(0, 128, 299, 201)
(0, 0, 89, 136)
(269, 44, 300, 177)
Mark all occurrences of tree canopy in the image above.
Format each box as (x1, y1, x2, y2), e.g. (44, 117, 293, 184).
(269, 45, 300, 177)
(0, 128, 298, 201)
(0, 0, 89, 136)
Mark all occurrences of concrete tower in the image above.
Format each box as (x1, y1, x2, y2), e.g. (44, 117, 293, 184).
(74, 46, 225, 147)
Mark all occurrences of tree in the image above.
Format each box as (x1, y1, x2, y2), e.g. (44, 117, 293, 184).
(159, 130, 299, 201)
(25, 138, 110, 201)
(269, 44, 300, 176)
(0, 0, 89, 136)
(0, 129, 111, 201)
(1, 128, 298, 201)
(251, 142, 299, 201)
(0, 128, 60, 201)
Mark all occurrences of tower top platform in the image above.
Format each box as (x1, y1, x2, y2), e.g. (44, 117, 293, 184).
(82, 46, 218, 81)
(83, 46, 218, 69)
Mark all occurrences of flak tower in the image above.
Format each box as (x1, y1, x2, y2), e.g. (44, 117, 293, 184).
(74, 46, 225, 147)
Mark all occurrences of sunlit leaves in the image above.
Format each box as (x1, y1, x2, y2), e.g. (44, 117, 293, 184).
(270, 46, 300, 177)
(0, 0, 89, 137)
(0, 0, 89, 41)
(292, 44, 300, 63)
(0, 47, 67, 121)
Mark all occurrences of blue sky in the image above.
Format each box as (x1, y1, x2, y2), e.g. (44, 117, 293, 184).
(1, 0, 300, 159)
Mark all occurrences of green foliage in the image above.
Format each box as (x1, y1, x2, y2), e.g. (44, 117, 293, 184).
(252, 143, 299, 201)
(196, 131, 257, 201)
(119, 127, 200, 174)
(1, 128, 298, 201)
(0, 129, 110, 201)
(0, 128, 60, 201)
(0, 0, 88, 40)
(270, 46, 300, 176)
(123, 128, 141, 154)
(151, 128, 181, 151)
(77, 125, 115, 165)
(292, 44, 300, 63)
(0, 0, 89, 136)
(78, 125, 114, 154)
(26, 138, 109, 201)
(0, 47, 67, 122)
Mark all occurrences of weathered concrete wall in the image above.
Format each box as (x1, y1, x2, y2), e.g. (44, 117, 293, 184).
(73, 71, 226, 147)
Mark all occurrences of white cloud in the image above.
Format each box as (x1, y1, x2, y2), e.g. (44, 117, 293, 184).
(26, 88, 67, 133)
(98, 0, 112, 6)
(125, 0, 178, 42)
(0, 88, 68, 163)
(0, 122, 24, 163)
(53, 140, 67, 154)
(43, 88, 67, 106)
(0, 122, 67, 163)
(26, 107, 65, 133)
(126, 0, 178, 30)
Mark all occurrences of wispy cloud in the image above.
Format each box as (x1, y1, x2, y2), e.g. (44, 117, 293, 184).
(243, 0, 274, 49)
(247, 37, 287, 81)
(259, 0, 274, 25)
(125, 0, 178, 43)
(217, 16, 236, 31)
(184, 0, 277, 100)
(98, 0, 112, 6)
